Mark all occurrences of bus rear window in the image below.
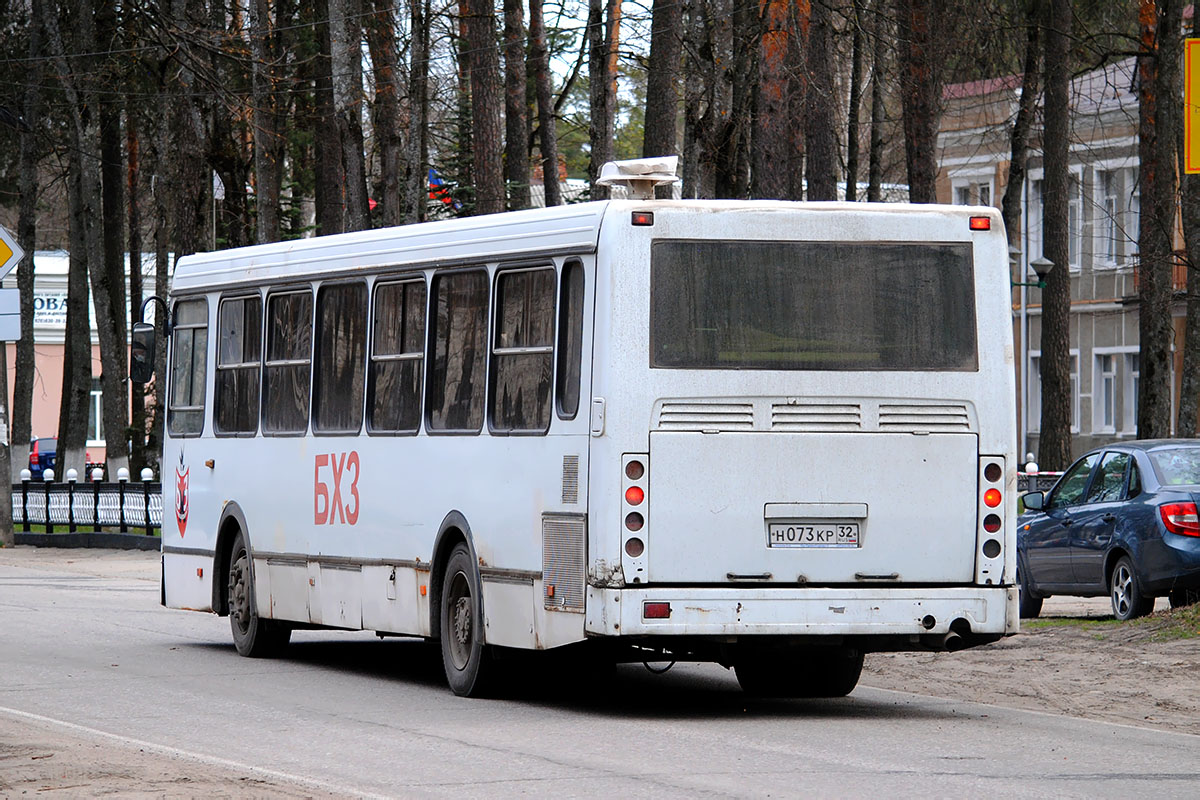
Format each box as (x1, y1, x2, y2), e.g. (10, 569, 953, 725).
(650, 240, 978, 371)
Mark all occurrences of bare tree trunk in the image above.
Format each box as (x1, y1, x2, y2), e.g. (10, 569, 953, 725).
(529, 0, 561, 206)
(845, 0, 865, 201)
(587, 0, 617, 199)
(314, 0, 346, 235)
(1000, 4, 1040, 248)
(98, 0, 130, 477)
(127, 103, 148, 473)
(330, 0, 371, 231)
(894, 0, 941, 203)
(718, 0, 755, 200)
(251, 0, 284, 242)
(643, 0, 682, 197)
(1037, 0, 1073, 470)
(365, 0, 404, 226)
(504, 0, 531, 209)
(784, 0, 806, 200)
(867, 3, 887, 201)
(405, 0, 431, 223)
(1137, 0, 1180, 438)
(754, 0, 793, 199)
(464, 0, 505, 214)
(13, 0, 44, 481)
(804, 0, 837, 201)
(44, 0, 102, 477)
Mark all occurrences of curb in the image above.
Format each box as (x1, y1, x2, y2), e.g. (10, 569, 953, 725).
(13, 532, 161, 551)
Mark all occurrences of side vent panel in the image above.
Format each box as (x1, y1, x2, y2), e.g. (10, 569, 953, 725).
(658, 401, 754, 431)
(878, 403, 971, 432)
(771, 402, 862, 431)
(543, 514, 586, 612)
(561, 455, 580, 504)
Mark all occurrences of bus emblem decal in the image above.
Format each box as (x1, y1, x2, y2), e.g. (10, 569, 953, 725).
(315, 450, 361, 526)
(175, 454, 190, 537)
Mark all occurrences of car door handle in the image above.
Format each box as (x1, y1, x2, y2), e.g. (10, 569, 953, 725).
(1103, 514, 1116, 522)
(1060, 518, 1073, 527)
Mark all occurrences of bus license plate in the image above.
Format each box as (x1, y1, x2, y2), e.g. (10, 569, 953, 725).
(767, 522, 860, 548)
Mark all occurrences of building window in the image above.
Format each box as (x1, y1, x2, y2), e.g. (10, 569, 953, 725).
(952, 180, 991, 207)
(1095, 353, 1116, 433)
(1029, 351, 1079, 433)
(168, 298, 208, 436)
(262, 290, 312, 435)
(427, 270, 488, 432)
(214, 295, 262, 435)
(1068, 173, 1082, 269)
(1030, 179, 1044, 260)
(313, 282, 368, 434)
(368, 278, 426, 434)
(1095, 170, 1118, 268)
(1127, 168, 1140, 262)
(87, 378, 103, 444)
(1124, 352, 1140, 433)
(490, 267, 555, 433)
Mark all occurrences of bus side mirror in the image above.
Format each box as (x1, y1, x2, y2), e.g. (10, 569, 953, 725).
(1021, 491, 1044, 512)
(130, 321, 156, 384)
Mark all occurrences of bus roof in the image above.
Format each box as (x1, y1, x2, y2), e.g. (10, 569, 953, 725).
(170, 199, 1001, 294)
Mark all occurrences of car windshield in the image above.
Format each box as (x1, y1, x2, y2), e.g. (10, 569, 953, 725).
(1148, 447, 1200, 486)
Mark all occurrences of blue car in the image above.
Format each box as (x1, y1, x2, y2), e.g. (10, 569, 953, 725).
(1018, 439, 1200, 620)
(28, 437, 56, 480)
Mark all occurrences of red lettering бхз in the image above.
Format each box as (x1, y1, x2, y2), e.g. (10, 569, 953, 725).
(314, 454, 330, 525)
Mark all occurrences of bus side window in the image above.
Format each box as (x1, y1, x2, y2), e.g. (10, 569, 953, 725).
(490, 267, 555, 433)
(313, 282, 368, 434)
(214, 295, 262, 436)
(262, 290, 313, 435)
(368, 279, 426, 434)
(168, 298, 209, 436)
(556, 260, 584, 420)
(427, 270, 488, 432)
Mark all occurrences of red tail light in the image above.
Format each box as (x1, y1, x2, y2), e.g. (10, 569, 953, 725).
(983, 488, 1002, 508)
(969, 216, 991, 231)
(29, 440, 38, 466)
(1160, 502, 1200, 536)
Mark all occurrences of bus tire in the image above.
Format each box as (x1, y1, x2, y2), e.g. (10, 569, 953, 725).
(439, 543, 494, 697)
(735, 647, 863, 698)
(228, 531, 291, 657)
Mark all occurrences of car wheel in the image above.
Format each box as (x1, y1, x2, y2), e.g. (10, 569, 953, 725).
(1168, 588, 1200, 609)
(228, 531, 291, 657)
(439, 543, 495, 697)
(1017, 559, 1043, 619)
(1110, 555, 1154, 621)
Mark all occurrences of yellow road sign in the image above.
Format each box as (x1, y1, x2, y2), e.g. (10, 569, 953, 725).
(0, 224, 23, 279)
(1187, 39, 1200, 174)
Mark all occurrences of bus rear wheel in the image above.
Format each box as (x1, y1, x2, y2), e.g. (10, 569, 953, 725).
(228, 531, 291, 657)
(735, 646, 863, 698)
(439, 543, 495, 697)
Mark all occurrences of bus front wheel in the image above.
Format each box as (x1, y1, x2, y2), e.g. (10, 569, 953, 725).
(228, 531, 291, 657)
(735, 646, 863, 698)
(439, 543, 495, 697)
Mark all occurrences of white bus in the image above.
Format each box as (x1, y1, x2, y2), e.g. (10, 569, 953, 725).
(140, 160, 1019, 698)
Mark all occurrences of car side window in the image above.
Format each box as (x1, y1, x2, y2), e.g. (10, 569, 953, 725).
(1047, 453, 1100, 509)
(1084, 452, 1129, 503)
(1127, 461, 1142, 499)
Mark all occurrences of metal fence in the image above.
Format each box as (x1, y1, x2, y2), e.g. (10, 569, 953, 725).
(1017, 472, 1063, 494)
(12, 478, 163, 535)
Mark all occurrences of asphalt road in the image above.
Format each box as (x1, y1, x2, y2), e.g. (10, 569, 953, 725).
(1, 547, 1197, 798)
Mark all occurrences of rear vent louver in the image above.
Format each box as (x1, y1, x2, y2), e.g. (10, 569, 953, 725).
(543, 514, 586, 612)
(561, 455, 580, 504)
(658, 401, 754, 431)
(878, 403, 971, 432)
(771, 402, 862, 431)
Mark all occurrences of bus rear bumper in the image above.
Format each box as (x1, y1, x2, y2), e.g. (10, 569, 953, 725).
(586, 585, 1019, 640)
